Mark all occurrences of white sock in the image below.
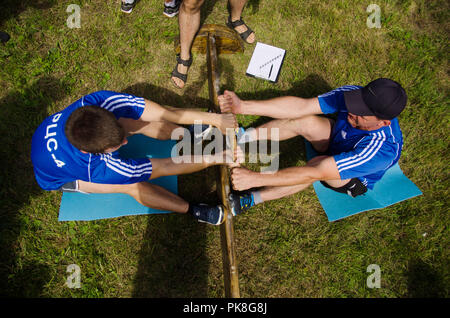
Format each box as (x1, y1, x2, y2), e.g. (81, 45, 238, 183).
(251, 191, 263, 205)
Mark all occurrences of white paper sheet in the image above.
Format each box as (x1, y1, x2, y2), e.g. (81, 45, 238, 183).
(246, 42, 286, 82)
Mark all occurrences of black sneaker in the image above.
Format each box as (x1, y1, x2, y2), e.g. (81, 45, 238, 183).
(121, 1, 135, 14)
(163, 0, 182, 18)
(191, 204, 224, 225)
(228, 192, 254, 216)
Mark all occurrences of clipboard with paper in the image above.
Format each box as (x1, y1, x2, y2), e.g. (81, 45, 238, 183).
(246, 42, 286, 83)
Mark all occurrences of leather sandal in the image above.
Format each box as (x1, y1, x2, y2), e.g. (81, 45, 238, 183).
(171, 53, 193, 88)
(226, 16, 255, 44)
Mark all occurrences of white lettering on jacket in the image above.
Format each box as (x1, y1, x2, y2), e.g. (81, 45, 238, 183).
(45, 113, 65, 168)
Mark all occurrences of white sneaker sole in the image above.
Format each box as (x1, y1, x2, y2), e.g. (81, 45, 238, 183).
(163, 11, 179, 18)
(197, 205, 224, 225)
(121, 8, 133, 14)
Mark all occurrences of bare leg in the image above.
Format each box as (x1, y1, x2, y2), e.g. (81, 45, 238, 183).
(172, 0, 204, 88)
(78, 180, 189, 213)
(118, 117, 182, 140)
(228, 0, 255, 43)
(258, 183, 312, 202)
(257, 178, 351, 203)
(253, 115, 334, 153)
(249, 155, 350, 205)
(149, 151, 235, 179)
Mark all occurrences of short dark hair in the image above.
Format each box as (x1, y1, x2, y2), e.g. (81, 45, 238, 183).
(65, 106, 125, 153)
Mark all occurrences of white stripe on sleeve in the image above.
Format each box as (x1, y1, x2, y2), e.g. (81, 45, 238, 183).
(100, 154, 152, 178)
(101, 95, 145, 110)
(335, 134, 379, 166)
(337, 131, 386, 172)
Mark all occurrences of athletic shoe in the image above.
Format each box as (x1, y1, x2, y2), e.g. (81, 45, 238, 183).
(187, 123, 213, 144)
(121, 1, 135, 14)
(191, 204, 224, 225)
(228, 192, 254, 216)
(163, 0, 182, 18)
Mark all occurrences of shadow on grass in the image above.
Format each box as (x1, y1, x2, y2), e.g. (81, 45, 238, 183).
(131, 168, 219, 297)
(0, 0, 56, 27)
(406, 259, 447, 298)
(0, 76, 66, 296)
(123, 82, 221, 297)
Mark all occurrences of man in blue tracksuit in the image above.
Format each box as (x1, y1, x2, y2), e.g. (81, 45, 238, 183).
(217, 78, 407, 216)
(31, 90, 238, 225)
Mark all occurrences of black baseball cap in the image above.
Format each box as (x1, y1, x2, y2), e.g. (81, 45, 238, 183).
(343, 78, 407, 120)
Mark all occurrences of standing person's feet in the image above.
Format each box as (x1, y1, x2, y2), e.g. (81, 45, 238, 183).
(226, 16, 255, 44)
(171, 53, 192, 89)
(164, 0, 182, 17)
(121, 0, 136, 14)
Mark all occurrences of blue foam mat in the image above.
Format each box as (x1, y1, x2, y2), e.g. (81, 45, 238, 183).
(305, 141, 422, 222)
(58, 135, 177, 221)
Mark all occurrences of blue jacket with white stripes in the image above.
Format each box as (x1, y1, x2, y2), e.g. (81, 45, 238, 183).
(318, 86, 403, 189)
(31, 91, 152, 190)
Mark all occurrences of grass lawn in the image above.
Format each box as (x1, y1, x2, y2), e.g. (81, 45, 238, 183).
(0, 0, 448, 297)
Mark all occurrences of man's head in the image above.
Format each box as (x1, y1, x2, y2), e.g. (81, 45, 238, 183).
(344, 78, 407, 131)
(65, 106, 127, 153)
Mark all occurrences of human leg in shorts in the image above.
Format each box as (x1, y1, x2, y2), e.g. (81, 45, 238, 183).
(229, 115, 368, 215)
(72, 150, 239, 225)
(59, 180, 86, 193)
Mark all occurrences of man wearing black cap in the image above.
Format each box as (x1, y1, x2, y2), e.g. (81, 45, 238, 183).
(217, 78, 408, 216)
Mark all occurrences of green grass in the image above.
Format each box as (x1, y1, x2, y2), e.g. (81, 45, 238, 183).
(0, 0, 448, 297)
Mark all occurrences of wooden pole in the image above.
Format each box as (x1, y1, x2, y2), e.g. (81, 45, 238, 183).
(206, 33, 240, 298)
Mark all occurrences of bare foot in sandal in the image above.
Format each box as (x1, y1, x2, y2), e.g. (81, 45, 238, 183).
(227, 16, 256, 44)
(171, 53, 192, 89)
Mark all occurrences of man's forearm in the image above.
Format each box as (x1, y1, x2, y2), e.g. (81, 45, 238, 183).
(240, 96, 321, 119)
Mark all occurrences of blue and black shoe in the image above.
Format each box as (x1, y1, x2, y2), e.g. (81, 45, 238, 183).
(190, 204, 224, 225)
(228, 192, 255, 216)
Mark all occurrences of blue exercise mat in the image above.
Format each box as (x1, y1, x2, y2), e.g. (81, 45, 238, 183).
(58, 135, 177, 221)
(305, 140, 422, 222)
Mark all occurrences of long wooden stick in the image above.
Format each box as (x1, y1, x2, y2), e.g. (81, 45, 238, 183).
(206, 33, 240, 298)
